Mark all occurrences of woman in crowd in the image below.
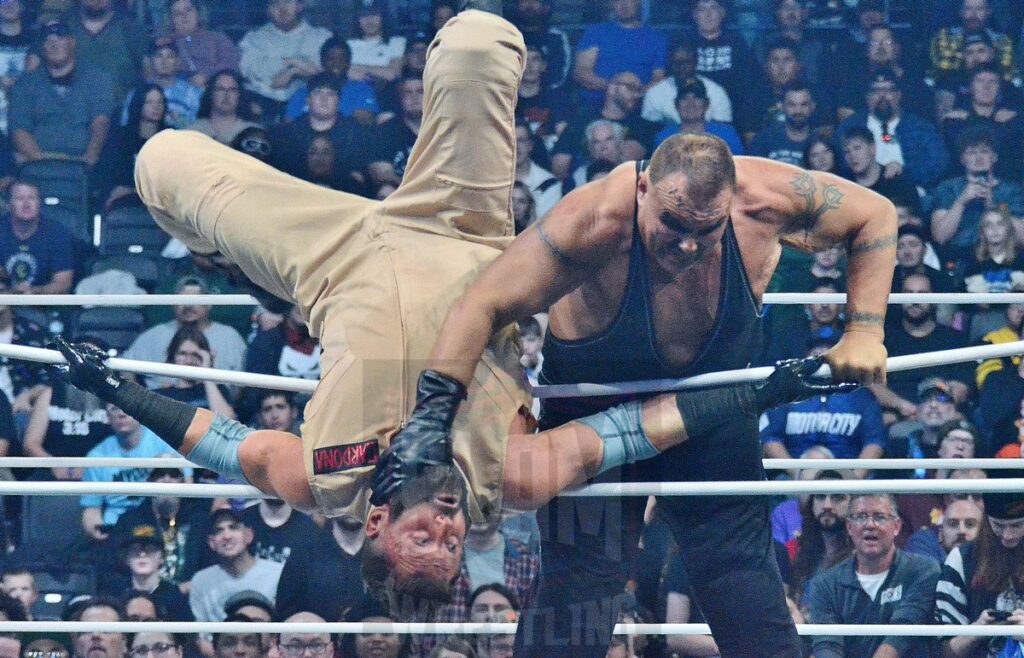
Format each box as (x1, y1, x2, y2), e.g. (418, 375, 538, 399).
(964, 208, 1024, 293)
(936, 487, 1024, 657)
(96, 84, 169, 209)
(468, 584, 520, 624)
(803, 136, 838, 174)
(158, 325, 235, 419)
(188, 69, 259, 145)
(347, 1, 406, 87)
(167, 0, 239, 88)
(511, 181, 537, 235)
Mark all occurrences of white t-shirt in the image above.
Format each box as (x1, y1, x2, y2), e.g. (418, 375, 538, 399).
(347, 36, 406, 68)
(867, 115, 904, 166)
(189, 558, 284, 622)
(857, 569, 890, 601)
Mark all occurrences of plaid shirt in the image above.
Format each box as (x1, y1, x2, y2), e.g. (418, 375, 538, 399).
(929, 27, 1017, 81)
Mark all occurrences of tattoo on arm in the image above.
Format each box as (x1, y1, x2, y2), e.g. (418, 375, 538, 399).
(846, 311, 885, 326)
(848, 233, 898, 256)
(789, 172, 845, 236)
(535, 216, 579, 268)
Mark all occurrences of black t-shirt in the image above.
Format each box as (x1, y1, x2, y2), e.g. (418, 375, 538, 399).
(749, 122, 811, 166)
(688, 32, 756, 102)
(963, 253, 1024, 291)
(367, 116, 418, 180)
(867, 171, 922, 215)
(274, 526, 366, 621)
(44, 385, 111, 457)
(883, 322, 973, 400)
(516, 84, 573, 146)
(240, 505, 318, 565)
(268, 114, 369, 193)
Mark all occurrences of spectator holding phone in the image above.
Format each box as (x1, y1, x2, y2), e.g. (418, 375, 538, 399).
(935, 476, 1024, 657)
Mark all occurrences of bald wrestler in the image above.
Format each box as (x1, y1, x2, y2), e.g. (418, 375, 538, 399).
(388, 134, 898, 656)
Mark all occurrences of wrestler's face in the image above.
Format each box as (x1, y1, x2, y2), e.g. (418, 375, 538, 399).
(366, 497, 467, 586)
(638, 172, 731, 273)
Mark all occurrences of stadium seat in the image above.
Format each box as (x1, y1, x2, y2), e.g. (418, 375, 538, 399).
(98, 204, 169, 257)
(71, 306, 147, 354)
(19, 159, 90, 242)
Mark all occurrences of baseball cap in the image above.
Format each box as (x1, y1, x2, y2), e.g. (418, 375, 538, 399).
(917, 377, 953, 401)
(122, 524, 163, 551)
(147, 465, 185, 481)
(208, 507, 246, 531)
(677, 77, 708, 100)
(41, 20, 70, 38)
(223, 590, 274, 619)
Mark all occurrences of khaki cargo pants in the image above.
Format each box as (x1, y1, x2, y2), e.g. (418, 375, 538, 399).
(135, 10, 529, 523)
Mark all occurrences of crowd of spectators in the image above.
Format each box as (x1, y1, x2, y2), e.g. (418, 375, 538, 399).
(0, 0, 1018, 656)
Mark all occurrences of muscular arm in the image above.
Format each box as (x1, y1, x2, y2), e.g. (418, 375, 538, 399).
(747, 158, 897, 382)
(427, 166, 633, 387)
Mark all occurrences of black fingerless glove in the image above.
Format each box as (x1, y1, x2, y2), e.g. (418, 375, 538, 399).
(370, 369, 466, 506)
(753, 356, 859, 410)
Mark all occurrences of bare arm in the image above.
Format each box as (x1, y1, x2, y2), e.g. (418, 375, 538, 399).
(28, 270, 73, 295)
(665, 592, 721, 656)
(21, 385, 53, 458)
(749, 158, 897, 383)
(83, 115, 110, 166)
(427, 167, 633, 386)
(11, 128, 43, 162)
(572, 47, 608, 92)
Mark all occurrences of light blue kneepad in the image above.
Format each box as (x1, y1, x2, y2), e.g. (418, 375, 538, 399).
(188, 414, 254, 483)
(574, 400, 658, 475)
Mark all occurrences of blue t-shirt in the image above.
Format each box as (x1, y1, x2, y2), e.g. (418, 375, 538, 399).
(760, 388, 885, 459)
(0, 217, 73, 287)
(653, 121, 745, 155)
(927, 177, 1024, 250)
(284, 80, 379, 122)
(81, 427, 193, 525)
(577, 21, 667, 101)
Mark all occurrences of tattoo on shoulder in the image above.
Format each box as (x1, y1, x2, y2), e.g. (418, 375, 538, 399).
(846, 311, 885, 326)
(535, 216, 578, 268)
(789, 172, 845, 230)
(849, 233, 898, 256)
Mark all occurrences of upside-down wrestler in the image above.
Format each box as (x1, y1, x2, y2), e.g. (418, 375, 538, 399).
(46, 3, 853, 621)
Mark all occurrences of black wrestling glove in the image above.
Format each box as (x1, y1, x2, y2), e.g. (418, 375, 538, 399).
(48, 335, 123, 401)
(753, 356, 859, 411)
(370, 370, 466, 506)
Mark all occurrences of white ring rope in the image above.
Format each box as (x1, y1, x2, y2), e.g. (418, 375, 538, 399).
(6, 292, 1024, 306)
(2, 340, 1022, 399)
(0, 294, 258, 306)
(533, 340, 1024, 399)
(3, 477, 1021, 499)
(0, 621, 1015, 638)
(0, 457, 1019, 471)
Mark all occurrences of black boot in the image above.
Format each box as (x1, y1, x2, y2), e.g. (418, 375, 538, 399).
(459, 0, 502, 16)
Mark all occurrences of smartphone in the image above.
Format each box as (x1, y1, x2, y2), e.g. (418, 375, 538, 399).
(990, 610, 1012, 622)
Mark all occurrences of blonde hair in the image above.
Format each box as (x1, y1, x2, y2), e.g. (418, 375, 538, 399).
(974, 205, 1016, 264)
